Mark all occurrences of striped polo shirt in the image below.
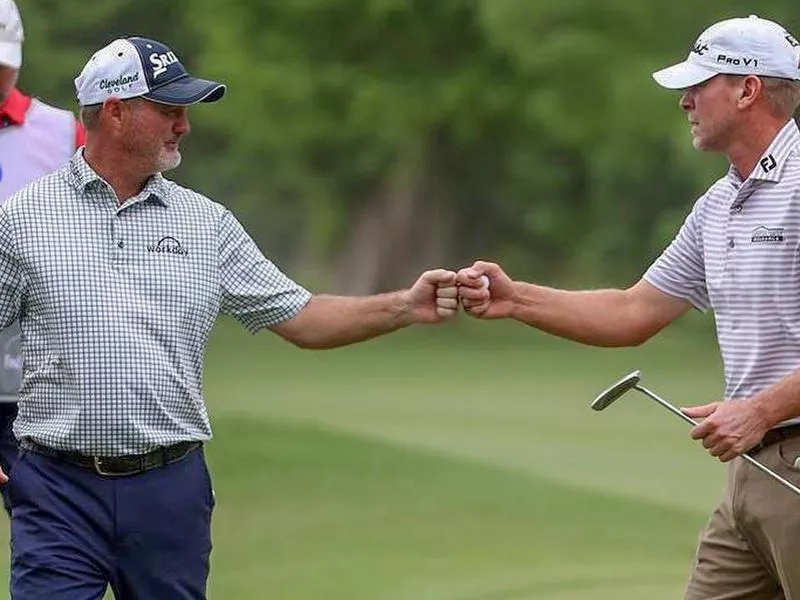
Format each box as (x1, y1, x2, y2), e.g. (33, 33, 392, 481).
(645, 119, 800, 402)
(0, 150, 312, 456)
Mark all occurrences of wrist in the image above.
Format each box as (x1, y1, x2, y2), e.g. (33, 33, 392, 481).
(508, 281, 530, 321)
(395, 289, 416, 327)
(750, 393, 783, 431)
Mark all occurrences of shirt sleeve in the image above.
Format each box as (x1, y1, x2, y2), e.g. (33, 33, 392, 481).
(217, 209, 312, 333)
(642, 198, 710, 312)
(0, 210, 23, 328)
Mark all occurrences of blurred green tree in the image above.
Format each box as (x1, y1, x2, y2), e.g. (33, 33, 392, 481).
(13, 0, 800, 290)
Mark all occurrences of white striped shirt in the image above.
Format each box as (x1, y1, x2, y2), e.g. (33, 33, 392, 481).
(645, 119, 800, 402)
(0, 151, 311, 455)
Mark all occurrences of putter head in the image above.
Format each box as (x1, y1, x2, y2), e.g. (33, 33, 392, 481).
(591, 370, 642, 411)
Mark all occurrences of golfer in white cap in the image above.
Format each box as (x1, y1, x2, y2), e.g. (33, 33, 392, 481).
(457, 15, 800, 599)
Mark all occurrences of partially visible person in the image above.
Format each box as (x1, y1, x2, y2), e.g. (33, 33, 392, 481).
(458, 14, 800, 600)
(0, 0, 84, 515)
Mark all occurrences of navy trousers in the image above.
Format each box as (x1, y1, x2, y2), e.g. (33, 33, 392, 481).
(0, 402, 19, 515)
(9, 444, 215, 599)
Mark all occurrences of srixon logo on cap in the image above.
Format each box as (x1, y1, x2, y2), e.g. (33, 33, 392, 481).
(150, 51, 180, 79)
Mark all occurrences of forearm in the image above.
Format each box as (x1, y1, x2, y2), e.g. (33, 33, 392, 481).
(751, 369, 800, 428)
(509, 282, 654, 347)
(274, 293, 413, 349)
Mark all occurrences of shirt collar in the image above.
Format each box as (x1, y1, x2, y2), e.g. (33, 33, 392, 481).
(65, 149, 171, 206)
(0, 88, 31, 127)
(728, 119, 800, 184)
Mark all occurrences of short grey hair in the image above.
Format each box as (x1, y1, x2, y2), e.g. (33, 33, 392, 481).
(79, 105, 102, 131)
(760, 77, 800, 118)
(79, 98, 144, 131)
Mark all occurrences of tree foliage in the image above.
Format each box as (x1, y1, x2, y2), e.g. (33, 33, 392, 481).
(14, 0, 800, 290)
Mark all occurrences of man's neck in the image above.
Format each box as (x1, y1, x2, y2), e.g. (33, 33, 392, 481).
(727, 118, 789, 179)
(83, 144, 151, 204)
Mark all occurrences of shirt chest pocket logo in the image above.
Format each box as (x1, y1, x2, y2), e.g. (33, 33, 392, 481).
(751, 226, 785, 244)
(146, 236, 188, 256)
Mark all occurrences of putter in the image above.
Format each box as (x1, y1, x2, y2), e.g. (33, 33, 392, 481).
(591, 370, 800, 497)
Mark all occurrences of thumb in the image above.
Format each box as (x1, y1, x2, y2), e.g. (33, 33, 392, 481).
(470, 260, 499, 277)
(423, 269, 457, 286)
(681, 402, 722, 419)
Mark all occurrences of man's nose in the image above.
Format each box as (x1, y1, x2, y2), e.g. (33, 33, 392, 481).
(174, 111, 190, 135)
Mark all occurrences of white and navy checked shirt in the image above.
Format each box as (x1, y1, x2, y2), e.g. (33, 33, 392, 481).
(645, 119, 800, 405)
(0, 151, 311, 456)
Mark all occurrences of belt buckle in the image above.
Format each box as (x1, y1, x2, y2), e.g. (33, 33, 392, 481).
(92, 456, 138, 477)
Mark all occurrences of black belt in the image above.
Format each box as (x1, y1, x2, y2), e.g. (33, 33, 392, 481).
(750, 424, 800, 455)
(20, 439, 202, 477)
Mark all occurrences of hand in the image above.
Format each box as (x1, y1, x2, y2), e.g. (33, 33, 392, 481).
(406, 269, 459, 324)
(456, 261, 515, 319)
(683, 399, 770, 462)
(0, 467, 7, 484)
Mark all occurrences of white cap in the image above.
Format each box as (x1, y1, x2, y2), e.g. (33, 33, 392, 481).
(75, 36, 225, 106)
(653, 15, 800, 89)
(0, 0, 23, 69)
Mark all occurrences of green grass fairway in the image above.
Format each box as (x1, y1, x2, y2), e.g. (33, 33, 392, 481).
(0, 316, 729, 599)
(206, 417, 701, 599)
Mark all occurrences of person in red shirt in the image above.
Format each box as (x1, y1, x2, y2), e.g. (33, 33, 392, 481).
(0, 0, 84, 515)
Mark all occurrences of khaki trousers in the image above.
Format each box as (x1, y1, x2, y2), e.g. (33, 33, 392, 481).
(685, 434, 800, 600)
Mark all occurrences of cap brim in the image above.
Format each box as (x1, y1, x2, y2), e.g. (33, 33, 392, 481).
(652, 61, 718, 90)
(143, 75, 226, 106)
(0, 42, 21, 69)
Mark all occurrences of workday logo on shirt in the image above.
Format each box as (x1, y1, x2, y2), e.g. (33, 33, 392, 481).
(147, 236, 188, 256)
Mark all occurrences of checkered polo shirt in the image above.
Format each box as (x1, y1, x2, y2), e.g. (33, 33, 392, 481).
(645, 119, 800, 403)
(0, 151, 311, 456)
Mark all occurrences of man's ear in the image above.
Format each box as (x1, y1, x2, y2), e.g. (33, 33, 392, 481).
(101, 97, 131, 130)
(737, 75, 763, 109)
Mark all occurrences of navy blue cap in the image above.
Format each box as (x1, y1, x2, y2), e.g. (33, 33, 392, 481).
(75, 36, 226, 107)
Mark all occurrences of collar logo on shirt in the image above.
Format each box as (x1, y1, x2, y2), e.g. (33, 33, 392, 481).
(760, 154, 777, 173)
(751, 226, 785, 244)
(147, 236, 188, 256)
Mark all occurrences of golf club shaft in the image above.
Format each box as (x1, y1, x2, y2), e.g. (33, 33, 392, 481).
(739, 454, 800, 496)
(634, 384, 800, 497)
(635, 385, 699, 427)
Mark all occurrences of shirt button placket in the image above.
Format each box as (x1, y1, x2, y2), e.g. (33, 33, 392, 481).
(719, 187, 742, 308)
(726, 185, 747, 256)
(112, 212, 124, 261)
